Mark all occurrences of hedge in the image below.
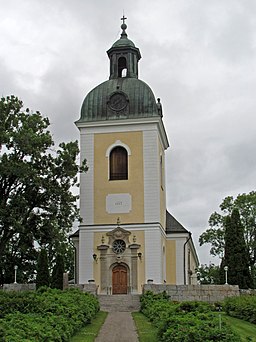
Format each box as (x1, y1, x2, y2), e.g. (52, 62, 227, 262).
(140, 291, 241, 342)
(0, 287, 99, 341)
(224, 295, 256, 324)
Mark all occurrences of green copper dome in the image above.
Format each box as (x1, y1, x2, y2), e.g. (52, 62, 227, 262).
(112, 36, 135, 48)
(78, 18, 162, 123)
(112, 38, 135, 48)
(112, 21, 135, 48)
(79, 78, 159, 122)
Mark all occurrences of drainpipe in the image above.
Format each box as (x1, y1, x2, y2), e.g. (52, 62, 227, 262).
(183, 232, 192, 285)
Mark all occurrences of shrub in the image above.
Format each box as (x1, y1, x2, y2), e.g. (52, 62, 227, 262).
(0, 288, 99, 341)
(0, 290, 40, 317)
(159, 313, 241, 342)
(140, 291, 241, 342)
(224, 295, 256, 324)
(177, 300, 215, 313)
(140, 290, 170, 311)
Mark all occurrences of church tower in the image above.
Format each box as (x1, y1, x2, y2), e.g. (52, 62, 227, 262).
(72, 18, 199, 294)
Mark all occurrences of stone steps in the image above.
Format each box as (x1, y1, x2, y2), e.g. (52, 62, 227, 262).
(97, 294, 141, 312)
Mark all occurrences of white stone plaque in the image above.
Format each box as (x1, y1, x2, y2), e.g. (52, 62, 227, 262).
(106, 193, 132, 213)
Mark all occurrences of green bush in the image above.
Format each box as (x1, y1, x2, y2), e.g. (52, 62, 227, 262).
(224, 295, 256, 324)
(0, 288, 99, 341)
(140, 291, 241, 342)
(1, 312, 71, 342)
(0, 290, 40, 317)
(159, 312, 241, 342)
(140, 291, 174, 324)
(177, 300, 215, 313)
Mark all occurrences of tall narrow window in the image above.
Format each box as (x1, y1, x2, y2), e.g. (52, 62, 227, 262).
(118, 57, 127, 77)
(160, 155, 164, 189)
(110, 146, 128, 180)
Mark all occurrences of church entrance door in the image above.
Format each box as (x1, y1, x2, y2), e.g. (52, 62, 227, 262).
(112, 265, 128, 294)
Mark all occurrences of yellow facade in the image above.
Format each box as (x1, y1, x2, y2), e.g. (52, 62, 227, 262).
(94, 131, 144, 225)
(166, 240, 176, 284)
(92, 131, 177, 289)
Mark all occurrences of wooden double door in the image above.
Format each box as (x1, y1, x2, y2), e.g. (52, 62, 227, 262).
(112, 265, 128, 294)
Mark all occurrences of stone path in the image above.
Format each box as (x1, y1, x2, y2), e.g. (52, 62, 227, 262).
(94, 312, 139, 342)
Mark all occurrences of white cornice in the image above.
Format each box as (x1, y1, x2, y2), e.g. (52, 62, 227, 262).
(75, 117, 170, 150)
(78, 222, 168, 239)
(166, 233, 190, 239)
(79, 222, 163, 230)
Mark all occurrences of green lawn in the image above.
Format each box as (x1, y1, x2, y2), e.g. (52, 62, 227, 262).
(71, 311, 108, 342)
(132, 312, 158, 342)
(224, 314, 256, 342)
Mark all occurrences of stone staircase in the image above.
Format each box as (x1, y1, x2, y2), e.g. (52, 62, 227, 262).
(97, 294, 141, 312)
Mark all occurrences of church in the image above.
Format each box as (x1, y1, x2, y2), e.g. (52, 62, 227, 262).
(71, 18, 199, 294)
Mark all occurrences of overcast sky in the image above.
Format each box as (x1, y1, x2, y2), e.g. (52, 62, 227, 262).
(1, 0, 256, 265)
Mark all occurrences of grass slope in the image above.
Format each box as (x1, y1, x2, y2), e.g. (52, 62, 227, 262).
(71, 311, 108, 342)
(225, 314, 256, 342)
(132, 312, 158, 342)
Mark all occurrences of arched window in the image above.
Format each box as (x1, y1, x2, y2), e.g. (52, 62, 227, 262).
(118, 57, 127, 77)
(110, 146, 128, 180)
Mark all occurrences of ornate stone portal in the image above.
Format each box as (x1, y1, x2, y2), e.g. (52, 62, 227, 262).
(97, 224, 140, 294)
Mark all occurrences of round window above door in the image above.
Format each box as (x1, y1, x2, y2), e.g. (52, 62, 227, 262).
(112, 239, 126, 254)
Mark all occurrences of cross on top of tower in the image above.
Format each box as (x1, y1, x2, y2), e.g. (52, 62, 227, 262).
(121, 14, 127, 25)
(120, 14, 128, 38)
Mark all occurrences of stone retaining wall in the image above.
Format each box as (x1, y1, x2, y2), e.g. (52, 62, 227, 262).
(2, 283, 254, 302)
(240, 289, 256, 296)
(143, 284, 240, 302)
(2, 283, 36, 291)
(1, 283, 97, 295)
(68, 283, 98, 295)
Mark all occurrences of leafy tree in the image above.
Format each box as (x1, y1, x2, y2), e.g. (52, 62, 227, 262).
(220, 209, 253, 288)
(196, 263, 220, 284)
(199, 192, 256, 285)
(51, 254, 65, 289)
(36, 248, 50, 288)
(0, 95, 87, 281)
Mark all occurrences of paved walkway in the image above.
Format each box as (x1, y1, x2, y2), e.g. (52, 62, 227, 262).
(95, 312, 139, 342)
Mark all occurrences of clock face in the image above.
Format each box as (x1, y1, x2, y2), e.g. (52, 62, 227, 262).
(109, 92, 127, 111)
(112, 239, 126, 254)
